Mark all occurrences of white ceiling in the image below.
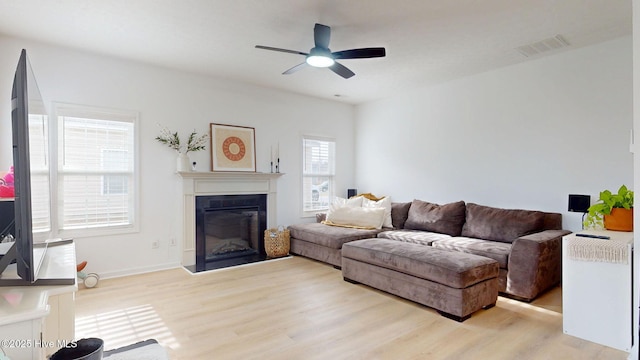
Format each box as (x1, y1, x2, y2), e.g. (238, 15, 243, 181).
(0, 0, 632, 104)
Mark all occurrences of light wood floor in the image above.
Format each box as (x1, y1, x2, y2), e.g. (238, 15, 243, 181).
(74, 256, 628, 360)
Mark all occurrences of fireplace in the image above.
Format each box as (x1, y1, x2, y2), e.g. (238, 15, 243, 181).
(195, 194, 267, 271)
(178, 171, 283, 270)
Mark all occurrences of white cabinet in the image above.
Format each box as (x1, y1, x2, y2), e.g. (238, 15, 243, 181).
(0, 292, 48, 359)
(0, 242, 77, 359)
(562, 230, 633, 352)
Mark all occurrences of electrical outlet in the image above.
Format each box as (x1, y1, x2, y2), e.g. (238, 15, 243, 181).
(152, 239, 160, 249)
(169, 237, 176, 246)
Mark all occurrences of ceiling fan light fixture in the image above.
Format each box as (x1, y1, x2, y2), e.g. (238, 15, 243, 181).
(306, 55, 334, 67)
(255, 23, 386, 78)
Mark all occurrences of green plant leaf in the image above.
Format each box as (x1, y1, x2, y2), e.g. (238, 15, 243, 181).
(584, 185, 633, 229)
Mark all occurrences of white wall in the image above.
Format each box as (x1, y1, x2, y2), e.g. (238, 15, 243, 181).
(0, 35, 356, 277)
(0, 33, 633, 277)
(355, 37, 633, 232)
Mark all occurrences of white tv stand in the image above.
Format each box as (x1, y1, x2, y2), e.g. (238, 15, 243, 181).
(0, 241, 77, 359)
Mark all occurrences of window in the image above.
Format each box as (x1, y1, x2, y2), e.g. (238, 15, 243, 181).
(54, 103, 137, 234)
(101, 149, 128, 195)
(302, 136, 335, 213)
(28, 112, 51, 235)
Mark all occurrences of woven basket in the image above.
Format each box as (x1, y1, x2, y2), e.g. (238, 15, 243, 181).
(264, 228, 290, 258)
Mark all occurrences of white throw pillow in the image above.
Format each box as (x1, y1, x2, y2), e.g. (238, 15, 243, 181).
(326, 206, 386, 229)
(326, 196, 364, 218)
(340, 196, 364, 207)
(362, 196, 392, 228)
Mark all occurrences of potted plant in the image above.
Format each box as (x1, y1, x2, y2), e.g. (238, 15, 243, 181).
(583, 185, 634, 231)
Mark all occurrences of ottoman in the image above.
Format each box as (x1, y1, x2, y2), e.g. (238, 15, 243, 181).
(342, 238, 499, 322)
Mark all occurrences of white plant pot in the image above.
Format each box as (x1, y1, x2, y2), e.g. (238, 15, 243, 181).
(177, 153, 191, 172)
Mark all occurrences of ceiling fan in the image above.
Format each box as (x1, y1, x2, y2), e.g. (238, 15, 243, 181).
(255, 23, 386, 79)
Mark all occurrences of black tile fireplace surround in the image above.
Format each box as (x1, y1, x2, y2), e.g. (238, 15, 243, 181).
(193, 194, 267, 272)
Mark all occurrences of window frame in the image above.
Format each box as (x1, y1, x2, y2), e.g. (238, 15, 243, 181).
(301, 135, 335, 217)
(51, 102, 140, 238)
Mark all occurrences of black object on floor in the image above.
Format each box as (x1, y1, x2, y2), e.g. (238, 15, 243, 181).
(49, 338, 104, 360)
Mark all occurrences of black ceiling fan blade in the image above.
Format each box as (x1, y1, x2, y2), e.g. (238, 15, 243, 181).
(332, 47, 386, 59)
(255, 45, 308, 56)
(283, 62, 308, 75)
(329, 61, 355, 79)
(314, 23, 331, 49)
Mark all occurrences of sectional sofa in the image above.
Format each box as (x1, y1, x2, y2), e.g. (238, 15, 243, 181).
(288, 199, 571, 302)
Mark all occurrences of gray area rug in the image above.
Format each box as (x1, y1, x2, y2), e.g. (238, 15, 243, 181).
(103, 339, 168, 360)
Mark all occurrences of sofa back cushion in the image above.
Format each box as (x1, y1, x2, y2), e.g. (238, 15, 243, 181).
(390, 202, 412, 229)
(461, 203, 545, 243)
(541, 212, 563, 230)
(404, 200, 466, 236)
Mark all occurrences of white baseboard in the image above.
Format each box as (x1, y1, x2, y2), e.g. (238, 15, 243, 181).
(97, 262, 182, 280)
(94, 256, 295, 280)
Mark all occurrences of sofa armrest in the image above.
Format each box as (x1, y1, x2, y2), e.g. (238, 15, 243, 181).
(507, 229, 572, 301)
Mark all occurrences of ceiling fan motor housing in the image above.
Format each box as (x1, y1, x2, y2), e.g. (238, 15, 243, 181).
(307, 47, 334, 67)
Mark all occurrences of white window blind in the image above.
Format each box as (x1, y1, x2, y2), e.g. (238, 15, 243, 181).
(302, 136, 335, 212)
(56, 104, 137, 231)
(28, 113, 51, 234)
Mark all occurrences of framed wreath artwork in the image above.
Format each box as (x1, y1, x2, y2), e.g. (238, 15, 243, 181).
(210, 123, 256, 172)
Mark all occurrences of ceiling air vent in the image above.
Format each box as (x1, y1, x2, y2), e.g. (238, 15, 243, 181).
(516, 35, 570, 57)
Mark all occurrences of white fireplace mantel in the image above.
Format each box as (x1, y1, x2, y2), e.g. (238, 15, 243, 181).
(178, 171, 284, 267)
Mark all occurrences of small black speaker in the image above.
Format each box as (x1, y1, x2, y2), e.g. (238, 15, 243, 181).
(568, 194, 591, 213)
(347, 189, 357, 198)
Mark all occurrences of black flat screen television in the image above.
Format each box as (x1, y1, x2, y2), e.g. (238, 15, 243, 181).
(0, 49, 48, 285)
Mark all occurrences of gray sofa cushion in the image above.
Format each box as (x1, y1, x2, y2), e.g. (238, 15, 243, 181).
(342, 238, 499, 289)
(541, 213, 563, 231)
(461, 203, 545, 243)
(432, 237, 512, 269)
(377, 229, 451, 246)
(288, 222, 382, 249)
(391, 202, 412, 229)
(404, 199, 466, 236)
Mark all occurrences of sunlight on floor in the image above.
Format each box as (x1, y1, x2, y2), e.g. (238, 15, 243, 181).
(498, 297, 562, 317)
(75, 304, 181, 351)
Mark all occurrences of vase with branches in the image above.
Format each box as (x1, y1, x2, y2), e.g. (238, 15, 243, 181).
(156, 126, 208, 171)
